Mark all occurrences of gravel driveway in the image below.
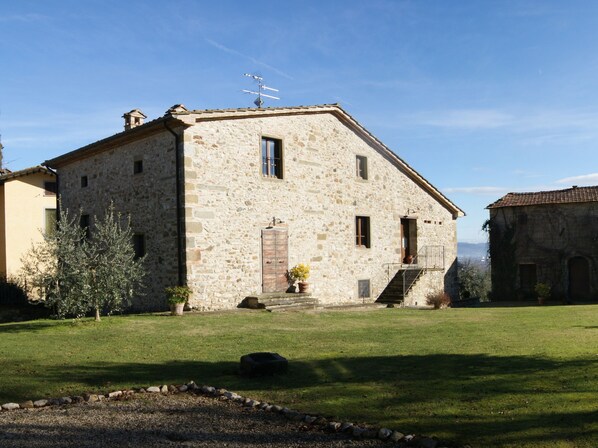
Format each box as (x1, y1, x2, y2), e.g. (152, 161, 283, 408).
(0, 393, 390, 448)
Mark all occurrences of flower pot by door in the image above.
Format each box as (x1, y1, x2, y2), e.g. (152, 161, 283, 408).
(171, 303, 185, 316)
(298, 282, 309, 293)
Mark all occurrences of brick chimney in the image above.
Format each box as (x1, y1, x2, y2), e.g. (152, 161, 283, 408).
(122, 109, 147, 131)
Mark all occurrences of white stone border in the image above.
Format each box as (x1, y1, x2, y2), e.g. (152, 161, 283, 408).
(1, 381, 462, 448)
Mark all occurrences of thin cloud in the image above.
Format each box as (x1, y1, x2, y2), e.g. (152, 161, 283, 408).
(555, 173, 598, 186)
(205, 38, 293, 80)
(413, 109, 513, 129)
(0, 13, 47, 23)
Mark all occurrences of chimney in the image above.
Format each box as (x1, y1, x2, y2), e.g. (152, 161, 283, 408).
(122, 109, 147, 130)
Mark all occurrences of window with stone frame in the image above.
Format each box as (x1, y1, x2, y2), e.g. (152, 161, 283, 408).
(261, 137, 283, 179)
(356, 155, 368, 180)
(355, 216, 371, 248)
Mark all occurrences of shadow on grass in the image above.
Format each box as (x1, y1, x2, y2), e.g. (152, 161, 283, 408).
(2, 353, 596, 447)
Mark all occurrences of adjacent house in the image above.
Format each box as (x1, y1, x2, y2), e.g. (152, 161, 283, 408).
(0, 166, 57, 280)
(45, 104, 464, 311)
(486, 186, 598, 302)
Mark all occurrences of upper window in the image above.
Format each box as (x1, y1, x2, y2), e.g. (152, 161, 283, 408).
(133, 159, 143, 174)
(81, 176, 88, 188)
(356, 155, 368, 180)
(261, 137, 283, 179)
(44, 181, 57, 196)
(355, 216, 371, 248)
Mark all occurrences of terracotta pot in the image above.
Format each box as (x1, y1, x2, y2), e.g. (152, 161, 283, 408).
(298, 282, 309, 293)
(404, 255, 414, 264)
(537, 297, 546, 305)
(170, 303, 185, 316)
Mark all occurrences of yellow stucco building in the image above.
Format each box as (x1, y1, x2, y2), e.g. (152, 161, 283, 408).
(0, 166, 57, 279)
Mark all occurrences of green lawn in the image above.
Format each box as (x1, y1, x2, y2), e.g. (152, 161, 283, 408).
(0, 306, 596, 447)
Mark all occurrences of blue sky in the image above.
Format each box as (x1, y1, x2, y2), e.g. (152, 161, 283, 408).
(1, 0, 597, 243)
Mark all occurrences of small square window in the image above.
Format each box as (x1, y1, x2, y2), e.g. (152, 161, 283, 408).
(133, 234, 146, 259)
(81, 176, 88, 188)
(355, 216, 371, 248)
(356, 155, 368, 180)
(358, 279, 371, 298)
(261, 137, 283, 179)
(133, 160, 143, 174)
(44, 181, 57, 196)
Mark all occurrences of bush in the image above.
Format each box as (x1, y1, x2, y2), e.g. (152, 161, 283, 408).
(289, 263, 310, 282)
(426, 290, 452, 309)
(165, 286, 192, 305)
(0, 277, 28, 307)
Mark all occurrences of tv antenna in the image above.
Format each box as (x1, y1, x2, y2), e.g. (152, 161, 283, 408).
(242, 73, 279, 108)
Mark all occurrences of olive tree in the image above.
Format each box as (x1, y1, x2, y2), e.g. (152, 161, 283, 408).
(20, 205, 145, 321)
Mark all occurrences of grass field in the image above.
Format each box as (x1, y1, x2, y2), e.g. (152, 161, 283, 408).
(0, 305, 596, 447)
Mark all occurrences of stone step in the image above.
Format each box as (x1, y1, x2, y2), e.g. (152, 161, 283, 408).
(258, 296, 315, 305)
(266, 301, 318, 312)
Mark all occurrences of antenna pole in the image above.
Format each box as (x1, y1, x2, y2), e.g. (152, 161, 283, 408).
(243, 73, 279, 108)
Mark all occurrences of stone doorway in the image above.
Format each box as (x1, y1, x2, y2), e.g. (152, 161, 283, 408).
(569, 256, 590, 300)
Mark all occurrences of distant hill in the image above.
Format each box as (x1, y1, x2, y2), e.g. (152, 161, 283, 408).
(458, 242, 488, 261)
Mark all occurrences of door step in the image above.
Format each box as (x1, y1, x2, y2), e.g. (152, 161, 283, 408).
(242, 293, 318, 312)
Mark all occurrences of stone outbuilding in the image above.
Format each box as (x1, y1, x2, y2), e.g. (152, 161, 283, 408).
(45, 104, 463, 311)
(486, 186, 598, 302)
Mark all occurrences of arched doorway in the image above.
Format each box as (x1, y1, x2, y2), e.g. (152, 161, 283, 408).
(568, 257, 590, 300)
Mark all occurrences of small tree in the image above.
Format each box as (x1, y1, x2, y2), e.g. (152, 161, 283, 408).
(458, 259, 491, 301)
(20, 205, 145, 321)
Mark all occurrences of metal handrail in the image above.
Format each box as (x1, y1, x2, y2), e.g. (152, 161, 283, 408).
(401, 245, 445, 299)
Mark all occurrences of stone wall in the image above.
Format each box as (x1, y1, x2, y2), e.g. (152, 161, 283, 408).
(182, 112, 458, 310)
(57, 132, 180, 310)
(489, 203, 598, 301)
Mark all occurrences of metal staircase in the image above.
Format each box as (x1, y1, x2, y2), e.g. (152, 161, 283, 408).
(377, 245, 445, 306)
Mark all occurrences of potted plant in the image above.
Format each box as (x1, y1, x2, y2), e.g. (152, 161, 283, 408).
(165, 285, 192, 316)
(534, 283, 550, 305)
(289, 264, 310, 293)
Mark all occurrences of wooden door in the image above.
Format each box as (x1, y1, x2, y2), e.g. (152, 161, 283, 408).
(262, 228, 288, 293)
(401, 219, 410, 261)
(569, 257, 590, 300)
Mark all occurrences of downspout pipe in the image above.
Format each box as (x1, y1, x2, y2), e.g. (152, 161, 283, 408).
(163, 120, 186, 287)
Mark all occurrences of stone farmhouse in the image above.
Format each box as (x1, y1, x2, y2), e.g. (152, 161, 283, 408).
(45, 104, 464, 311)
(0, 166, 57, 280)
(487, 186, 598, 302)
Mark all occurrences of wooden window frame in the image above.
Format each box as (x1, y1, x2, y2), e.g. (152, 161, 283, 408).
(356, 155, 368, 180)
(355, 216, 371, 248)
(261, 137, 283, 179)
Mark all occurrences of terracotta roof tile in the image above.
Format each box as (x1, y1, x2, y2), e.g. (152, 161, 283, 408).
(487, 186, 598, 208)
